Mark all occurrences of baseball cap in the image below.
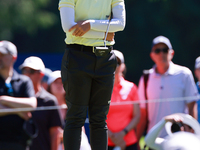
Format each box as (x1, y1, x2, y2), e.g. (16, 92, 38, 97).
(19, 56, 45, 73)
(0, 40, 17, 58)
(152, 36, 172, 50)
(195, 56, 200, 69)
(47, 70, 61, 85)
(113, 50, 124, 64)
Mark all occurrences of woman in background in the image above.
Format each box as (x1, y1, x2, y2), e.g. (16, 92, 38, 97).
(107, 50, 140, 150)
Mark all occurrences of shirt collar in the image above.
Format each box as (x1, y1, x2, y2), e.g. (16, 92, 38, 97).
(152, 61, 176, 77)
(114, 76, 124, 89)
(11, 70, 20, 81)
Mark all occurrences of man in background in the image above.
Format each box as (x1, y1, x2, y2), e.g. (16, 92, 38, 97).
(0, 41, 37, 150)
(19, 56, 62, 150)
(136, 36, 198, 142)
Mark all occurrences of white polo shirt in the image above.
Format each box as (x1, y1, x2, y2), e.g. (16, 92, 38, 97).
(138, 62, 199, 138)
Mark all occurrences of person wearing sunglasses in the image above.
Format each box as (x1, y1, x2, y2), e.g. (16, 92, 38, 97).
(19, 56, 62, 150)
(136, 36, 198, 147)
(0, 41, 37, 150)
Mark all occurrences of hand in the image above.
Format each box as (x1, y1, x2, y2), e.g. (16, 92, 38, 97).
(105, 32, 115, 41)
(69, 20, 90, 37)
(164, 114, 183, 123)
(17, 112, 32, 120)
(110, 131, 126, 149)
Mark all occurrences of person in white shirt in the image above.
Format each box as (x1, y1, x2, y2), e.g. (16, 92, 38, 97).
(145, 113, 200, 150)
(136, 36, 198, 141)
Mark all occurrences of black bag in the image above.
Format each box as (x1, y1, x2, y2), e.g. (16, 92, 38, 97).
(22, 118, 38, 146)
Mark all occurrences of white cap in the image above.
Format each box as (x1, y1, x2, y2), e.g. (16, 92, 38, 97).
(47, 70, 61, 85)
(195, 56, 200, 69)
(113, 50, 124, 63)
(19, 56, 45, 73)
(152, 36, 172, 50)
(161, 132, 200, 150)
(0, 40, 17, 57)
(165, 113, 200, 136)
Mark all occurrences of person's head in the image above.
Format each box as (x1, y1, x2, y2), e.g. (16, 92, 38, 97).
(166, 113, 200, 136)
(194, 56, 200, 81)
(41, 68, 52, 90)
(113, 50, 126, 77)
(47, 70, 65, 97)
(150, 36, 174, 65)
(0, 40, 17, 71)
(171, 122, 194, 133)
(19, 56, 45, 84)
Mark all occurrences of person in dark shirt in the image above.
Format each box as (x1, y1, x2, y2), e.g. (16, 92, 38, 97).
(0, 40, 37, 150)
(19, 56, 62, 150)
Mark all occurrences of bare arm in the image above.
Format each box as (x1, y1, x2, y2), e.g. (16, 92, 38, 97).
(50, 126, 62, 150)
(187, 101, 197, 120)
(0, 96, 37, 108)
(110, 104, 141, 149)
(0, 102, 32, 120)
(125, 103, 140, 132)
(136, 108, 147, 141)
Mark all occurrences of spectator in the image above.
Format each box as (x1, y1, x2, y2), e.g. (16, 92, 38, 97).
(41, 68, 52, 90)
(194, 56, 200, 123)
(47, 70, 91, 150)
(136, 35, 199, 141)
(0, 41, 37, 150)
(58, 0, 126, 149)
(47, 70, 67, 123)
(107, 50, 140, 150)
(19, 56, 62, 150)
(145, 113, 200, 150)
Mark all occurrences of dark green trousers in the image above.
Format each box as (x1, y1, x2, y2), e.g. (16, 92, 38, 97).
(61, 45, 117, 150)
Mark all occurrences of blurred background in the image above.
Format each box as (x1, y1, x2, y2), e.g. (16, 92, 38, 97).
(1, 0, 200, 85)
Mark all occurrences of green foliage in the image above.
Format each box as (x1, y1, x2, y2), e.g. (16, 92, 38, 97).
(0, 0, 58, 39)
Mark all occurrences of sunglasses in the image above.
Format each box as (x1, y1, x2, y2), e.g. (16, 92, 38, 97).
(153, 48, 169, 54)
(22, 68, 40, 74)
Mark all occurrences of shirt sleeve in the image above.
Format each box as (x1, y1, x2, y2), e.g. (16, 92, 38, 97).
(130, 84, 139, 102)
(184, 69, 199, 103)
(145, 119, 165, 150)
(89, 1, 126, 32)
(59, 7, 105, 39)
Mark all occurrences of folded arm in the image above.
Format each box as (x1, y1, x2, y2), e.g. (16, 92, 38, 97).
(59, 2, 125, 38)
(0, 96, 37, 108)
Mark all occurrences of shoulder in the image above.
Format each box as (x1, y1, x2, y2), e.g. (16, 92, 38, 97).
(172, 63, 192, 75)
(12, 71, 33, 85)
(122, 79, 138, 90)
(38, 89, 58, 105)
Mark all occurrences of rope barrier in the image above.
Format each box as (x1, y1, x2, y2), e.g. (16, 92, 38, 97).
(0, 95, 199, 113)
